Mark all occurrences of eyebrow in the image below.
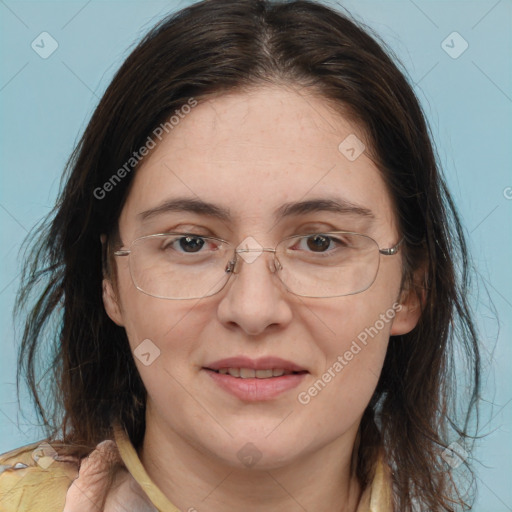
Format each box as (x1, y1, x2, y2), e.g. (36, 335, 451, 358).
(275, 198, 374, 220)
(137, 196, 375, 222)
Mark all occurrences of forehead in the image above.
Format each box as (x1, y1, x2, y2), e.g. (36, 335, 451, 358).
(119, 85, 397, 236)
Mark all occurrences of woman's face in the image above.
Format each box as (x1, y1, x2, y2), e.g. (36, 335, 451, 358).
(104, 85, 419, 469)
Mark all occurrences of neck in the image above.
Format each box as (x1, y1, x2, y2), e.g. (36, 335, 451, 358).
(138, 413, 363, 512)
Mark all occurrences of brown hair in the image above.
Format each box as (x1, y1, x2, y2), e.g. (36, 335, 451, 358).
(15, 1, 480, 510)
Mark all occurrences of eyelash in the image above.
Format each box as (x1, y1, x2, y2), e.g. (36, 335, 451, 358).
(162, 231, 349, 253)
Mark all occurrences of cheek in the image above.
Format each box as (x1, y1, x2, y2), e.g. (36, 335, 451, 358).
(119, 294, 209, 430)
(115, 284, 219, 437)
(296, 271, 401, 419)
(295, 309, 391, 437)
(311, 300, 393, 377)
(308, 283, 400, 363)
(115, 268, 206, 378)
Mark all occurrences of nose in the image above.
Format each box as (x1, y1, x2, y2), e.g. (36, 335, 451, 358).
(216, 249, 293, 336)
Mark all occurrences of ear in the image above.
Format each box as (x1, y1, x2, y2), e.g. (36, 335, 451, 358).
(102, 278, 124, 327)
(390, 276, 425, 336)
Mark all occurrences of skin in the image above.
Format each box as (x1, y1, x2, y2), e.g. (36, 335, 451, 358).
(103, 84, 421, 512)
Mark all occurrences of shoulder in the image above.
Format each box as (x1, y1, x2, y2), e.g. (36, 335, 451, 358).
(0, 439, 79, 512)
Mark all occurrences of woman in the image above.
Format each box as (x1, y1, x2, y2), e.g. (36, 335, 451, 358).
(0, 0, 480, 510)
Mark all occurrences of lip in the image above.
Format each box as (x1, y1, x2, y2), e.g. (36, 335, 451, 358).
(203, 356, 308, 402)
(204, 369, 307, 401)
(204, 356, 307, 372)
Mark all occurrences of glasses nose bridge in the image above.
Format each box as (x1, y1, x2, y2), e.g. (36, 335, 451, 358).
(228, 246, 281, 275)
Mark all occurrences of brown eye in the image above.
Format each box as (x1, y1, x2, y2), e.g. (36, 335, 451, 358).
(306, 234, 332, 252)
(178, 236, 205, 253)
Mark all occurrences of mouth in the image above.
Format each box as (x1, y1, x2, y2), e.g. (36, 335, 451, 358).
(202, 357, 309, 401)
(207, 367, 308, 379)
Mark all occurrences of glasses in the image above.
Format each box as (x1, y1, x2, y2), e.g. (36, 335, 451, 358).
(113, 231, 403, 299)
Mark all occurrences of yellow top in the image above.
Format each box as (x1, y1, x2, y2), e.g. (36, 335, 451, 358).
(0, 423, 393, 511)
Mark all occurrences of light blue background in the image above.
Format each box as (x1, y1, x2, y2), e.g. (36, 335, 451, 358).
(1, 1, 510, 510)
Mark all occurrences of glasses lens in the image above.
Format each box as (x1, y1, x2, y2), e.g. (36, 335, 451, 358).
(125, 231, 381, 299)
(129, 234, 232, 299)
(276, 232, 380, 297)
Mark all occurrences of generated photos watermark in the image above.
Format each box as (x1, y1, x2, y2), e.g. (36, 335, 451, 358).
(93, 97, 198, 200)
(297, 302, 402, 405)
(441, 441, 469, 469)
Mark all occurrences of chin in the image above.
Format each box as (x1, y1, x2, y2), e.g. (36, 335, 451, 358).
(207, 435, 305, 471)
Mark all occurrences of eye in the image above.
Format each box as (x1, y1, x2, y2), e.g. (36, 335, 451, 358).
(161, 234, 214, 254)
(294, 234, 346, 253)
